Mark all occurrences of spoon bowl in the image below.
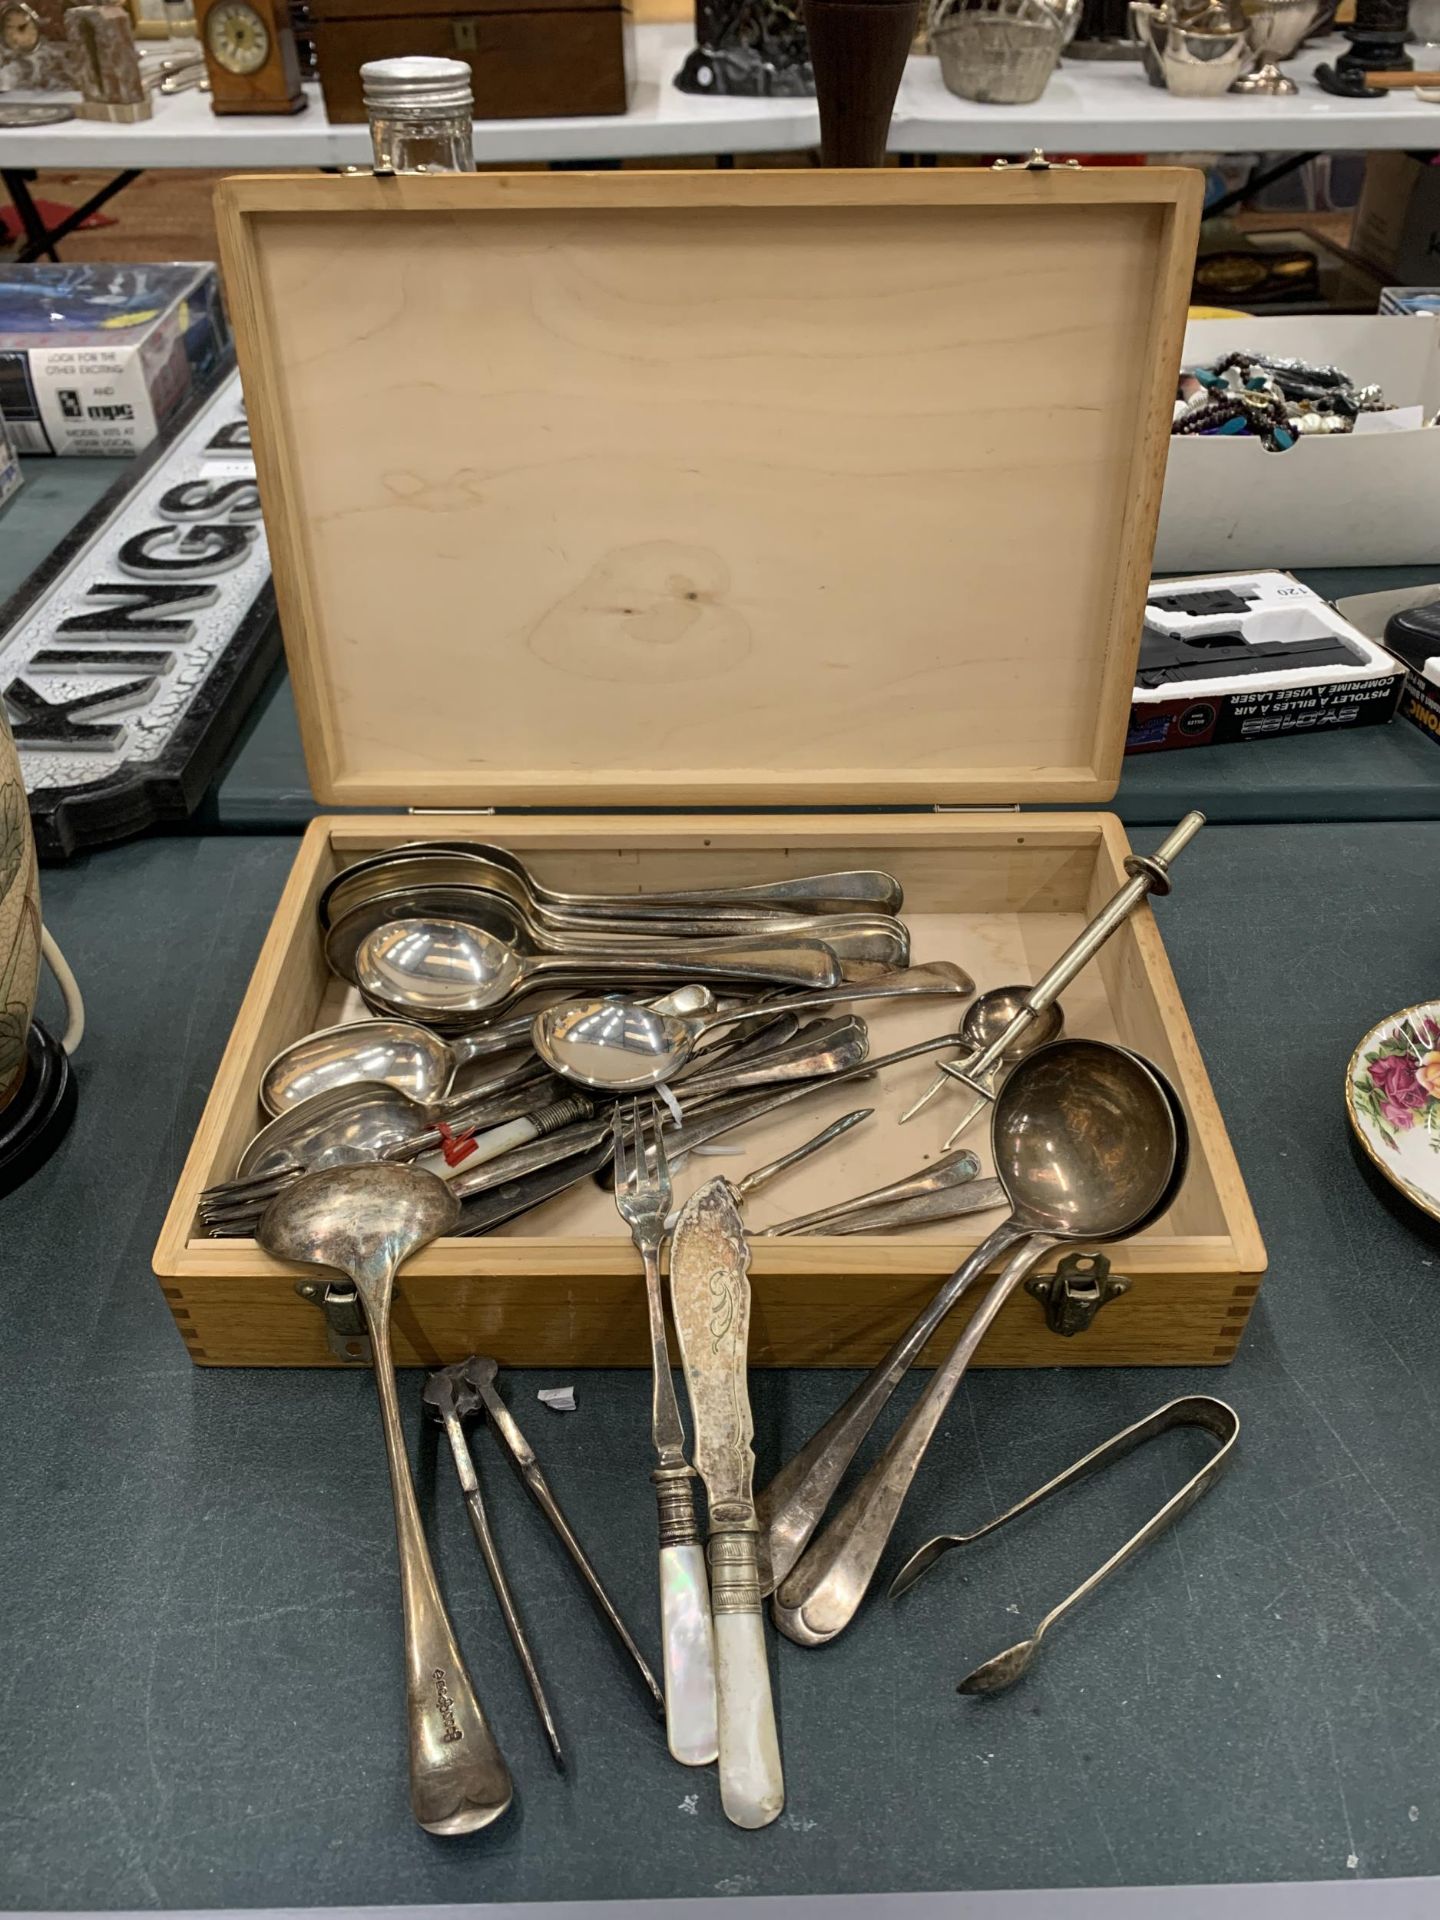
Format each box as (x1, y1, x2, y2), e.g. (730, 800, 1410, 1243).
(532, 964, 977, 1093)
(900, 982, 1065, 1126)
(262, 985, 719, 1115)
(356, 916, 844, 1024)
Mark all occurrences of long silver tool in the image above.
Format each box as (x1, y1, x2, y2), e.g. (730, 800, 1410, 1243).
(669, 1178, 784, 1830)
(931, 811, 1205, 1145)
(611, 1097, 719, 1768)
(455, 1356, 666, 1723)
(758, 1147, 981, 1237)
(889, 1396, 1239, 1694)
(424, 1363, 565, 1771)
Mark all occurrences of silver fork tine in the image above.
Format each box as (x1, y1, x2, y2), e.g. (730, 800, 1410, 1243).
(650, 1098, 671, 1200)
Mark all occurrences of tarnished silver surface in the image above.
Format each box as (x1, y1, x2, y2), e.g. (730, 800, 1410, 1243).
(424, 1363, 565, 1770)
(257, 1166, 512, 1835)
(669, 1178, 759, 1533)
(888, 1396, 1239, 1695)
(900, 984, 1064, 1126)
(758, 1146, 982, 1237)
(352, 916, 842, 1022)
(533, 964, 971, 1093)
(769, 1042, 1186, 1647)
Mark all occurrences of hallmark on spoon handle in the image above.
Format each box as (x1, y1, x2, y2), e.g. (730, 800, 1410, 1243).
(371, 1326, 514, 1832)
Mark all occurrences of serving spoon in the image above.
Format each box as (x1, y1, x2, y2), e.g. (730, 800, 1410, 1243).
(355, 918, 843, 1022)
(324, 885, 909, 983)
(261, 986, 718, 1115)
(257, 1165, 512, 1834)
(757, 1039, 1184, 1610)
(325, 841, 902, 925)
(531, 963, 974, 1093)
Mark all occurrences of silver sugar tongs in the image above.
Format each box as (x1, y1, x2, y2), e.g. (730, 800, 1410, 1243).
(888, 1395, 1239, 1694)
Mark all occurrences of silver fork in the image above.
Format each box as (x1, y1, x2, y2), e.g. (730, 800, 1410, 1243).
(611, 1097, 719, 1769)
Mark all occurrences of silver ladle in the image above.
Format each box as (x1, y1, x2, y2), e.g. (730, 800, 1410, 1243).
(260, 986, 717, 1115)
(757, 1039, 1184, 1609)
(355, 918, 844, 1022)
(257, 1165, 512, 1835)
(899, 984, 1064, 1126)
(530, 963, 974, 1093)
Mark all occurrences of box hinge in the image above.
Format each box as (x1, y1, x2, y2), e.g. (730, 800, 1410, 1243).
(933, 803, 1022, 813)
(1025, 1251, 1130, 1337)
(992, 150, 1081, 172)
(407, 806, 497, 815)
(294, 1279, 372, 1364)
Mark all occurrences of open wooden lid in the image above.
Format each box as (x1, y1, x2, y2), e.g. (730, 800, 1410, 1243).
(217, 168, 1199, 810)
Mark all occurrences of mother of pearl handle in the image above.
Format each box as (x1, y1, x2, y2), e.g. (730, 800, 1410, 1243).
(711, 1532, 784, 1829)
(659, 1541, 719, 1766)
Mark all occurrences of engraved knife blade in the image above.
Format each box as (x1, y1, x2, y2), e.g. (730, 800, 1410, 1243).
(668, 1177, 757, 1525)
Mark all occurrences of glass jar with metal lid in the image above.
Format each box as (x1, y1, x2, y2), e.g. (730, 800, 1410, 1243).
(361, 55, 474, 174)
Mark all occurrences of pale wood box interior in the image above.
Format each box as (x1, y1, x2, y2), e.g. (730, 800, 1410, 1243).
(153, 169, 1264, 1367)
(155, 816, 1265, 1370)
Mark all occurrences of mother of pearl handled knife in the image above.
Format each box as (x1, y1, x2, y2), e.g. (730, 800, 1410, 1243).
(668, 1178, 785, 1830)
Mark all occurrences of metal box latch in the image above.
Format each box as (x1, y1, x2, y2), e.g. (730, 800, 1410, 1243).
(1025, 1251, 1130, 1338)
(294, 1280, 372, 1363)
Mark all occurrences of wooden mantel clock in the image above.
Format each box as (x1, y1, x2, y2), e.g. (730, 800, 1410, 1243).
(195, 0, 306, 112)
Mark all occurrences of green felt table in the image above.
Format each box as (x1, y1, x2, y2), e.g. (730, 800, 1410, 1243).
(4, 821, 1440, 1908)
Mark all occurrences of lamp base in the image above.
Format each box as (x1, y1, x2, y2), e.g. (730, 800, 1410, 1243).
(0, 1019, 77, 1198)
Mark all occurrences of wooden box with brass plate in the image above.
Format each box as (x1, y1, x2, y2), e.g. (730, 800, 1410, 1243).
(306, 0, 632, 123)
(195, 0, 305, 111)
(65, 3, 152, 119)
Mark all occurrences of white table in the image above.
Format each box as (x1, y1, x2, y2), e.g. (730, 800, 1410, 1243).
(3, 22, 1439, 173)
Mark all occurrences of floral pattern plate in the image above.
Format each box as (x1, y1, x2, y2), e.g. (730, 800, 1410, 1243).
(1346, 1001, 1440, 1225)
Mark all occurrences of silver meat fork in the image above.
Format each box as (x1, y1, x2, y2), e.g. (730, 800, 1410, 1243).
(425, 1362, 565, 1770)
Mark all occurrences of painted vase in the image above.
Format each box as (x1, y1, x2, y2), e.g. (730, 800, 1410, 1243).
(0, 707, 39, 1113)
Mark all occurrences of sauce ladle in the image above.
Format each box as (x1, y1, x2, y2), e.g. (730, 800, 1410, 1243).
(758, 1039, 1184, 1615)
(355, 917, 843, 1022)
(531, 963, 974, 1093)
(257, 1165, 512, 1834)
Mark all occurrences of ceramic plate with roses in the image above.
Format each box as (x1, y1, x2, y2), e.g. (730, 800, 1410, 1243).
(1346, 1002, 1440, 1223)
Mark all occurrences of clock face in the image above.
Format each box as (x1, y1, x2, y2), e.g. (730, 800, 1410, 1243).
(205, 0, 269, 74)
(0, 3, 41, 53)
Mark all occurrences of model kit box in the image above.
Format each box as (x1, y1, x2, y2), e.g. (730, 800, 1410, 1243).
(0, 263, 230, 457)
(1127, 571, 1405, 756)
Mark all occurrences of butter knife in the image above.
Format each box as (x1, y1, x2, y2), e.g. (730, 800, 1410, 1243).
(668, 1177, 785, 1830)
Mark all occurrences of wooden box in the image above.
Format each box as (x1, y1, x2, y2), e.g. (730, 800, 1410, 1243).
(155, 169, 1266, 1370)
(307, 0, 632, 122)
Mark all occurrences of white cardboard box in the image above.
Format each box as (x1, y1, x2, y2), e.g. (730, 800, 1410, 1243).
(1154, 315, 1440, 572)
